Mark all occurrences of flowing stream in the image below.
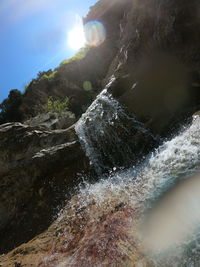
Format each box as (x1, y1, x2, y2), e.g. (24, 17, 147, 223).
(74, 84, 200, 266)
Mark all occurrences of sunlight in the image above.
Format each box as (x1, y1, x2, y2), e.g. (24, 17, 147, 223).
(67, 16, 106, 50)
(67, 24, 86, 50)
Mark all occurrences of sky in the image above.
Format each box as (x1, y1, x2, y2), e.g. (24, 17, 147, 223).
(0, 0, 97, 102)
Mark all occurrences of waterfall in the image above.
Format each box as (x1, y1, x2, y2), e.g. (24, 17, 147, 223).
(75, 76, 158, 174)
(73, 114, 200, 266)
(73, 80, 200, 265)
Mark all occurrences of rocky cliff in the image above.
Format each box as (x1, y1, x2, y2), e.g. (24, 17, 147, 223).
(1, 0, 200, 266)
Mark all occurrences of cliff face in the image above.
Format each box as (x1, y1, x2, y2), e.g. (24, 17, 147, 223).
(107, 0, 200, 135)
(1, 0, 200, 265)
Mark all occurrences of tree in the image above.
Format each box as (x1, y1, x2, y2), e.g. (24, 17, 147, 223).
(0, 89, 22, 124)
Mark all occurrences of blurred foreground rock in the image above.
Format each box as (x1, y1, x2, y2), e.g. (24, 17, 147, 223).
(0, 192, 150, 267)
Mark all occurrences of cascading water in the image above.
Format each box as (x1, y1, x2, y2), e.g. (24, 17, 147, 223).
(73, 91, 200, 266)
(75, 76, 158, 174)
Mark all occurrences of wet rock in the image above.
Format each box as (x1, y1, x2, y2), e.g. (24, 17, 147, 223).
(0, 193, 151, 267)
(76, 90, 159, 173)
(193, 110, 200, 117)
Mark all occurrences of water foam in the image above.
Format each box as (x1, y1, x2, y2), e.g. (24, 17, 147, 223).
(79, 115, 200, 206)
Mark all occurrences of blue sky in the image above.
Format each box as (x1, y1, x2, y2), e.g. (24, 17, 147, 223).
(0, 0, 97, 102)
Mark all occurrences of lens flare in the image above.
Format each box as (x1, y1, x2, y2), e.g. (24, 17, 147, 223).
(83, 81, 92, 91)
(67, 15, 86, 50)
(67, 19, 106, 50)
(84, 20, 106, 47)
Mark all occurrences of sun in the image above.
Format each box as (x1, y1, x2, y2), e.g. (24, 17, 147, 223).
(67, 25, 86, 50)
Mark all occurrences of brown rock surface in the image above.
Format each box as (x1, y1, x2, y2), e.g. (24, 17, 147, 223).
(0, 193, 149, 267)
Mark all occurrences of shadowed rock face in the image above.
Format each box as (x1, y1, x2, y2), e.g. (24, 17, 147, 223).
(0, 122, 90, 253)
(107, 0, 200, 136)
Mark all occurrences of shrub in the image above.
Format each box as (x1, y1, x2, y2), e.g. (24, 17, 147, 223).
(37, 70, 52, 79)
(41, 70, 58, 80)
(59, 47, 89, 66)
(44, 96, 69, 114)
(23, 82, 31, 92)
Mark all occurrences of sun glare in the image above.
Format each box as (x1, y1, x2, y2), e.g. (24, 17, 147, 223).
(67, 25, 86, 50)
(67, 16, 106, 51)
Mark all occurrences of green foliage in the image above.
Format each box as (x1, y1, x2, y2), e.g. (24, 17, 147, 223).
(44, 97, 69, 114)
(41, 70, 58, 80)
(59, 47, 89, 66)
(37, 70, 52, 79)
